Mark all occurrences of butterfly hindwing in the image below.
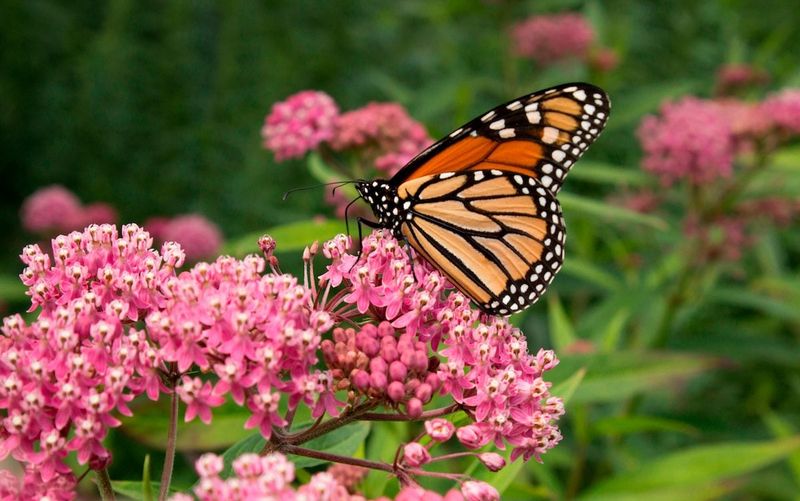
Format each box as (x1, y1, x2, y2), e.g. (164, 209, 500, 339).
(398, 170, 564, 315)
(392, 82, 610, 194)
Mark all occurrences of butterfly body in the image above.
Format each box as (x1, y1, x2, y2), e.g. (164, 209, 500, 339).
(357, 83, 609, 316)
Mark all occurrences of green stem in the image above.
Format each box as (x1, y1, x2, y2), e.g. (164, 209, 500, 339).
(158, 380, 179, 501)
(95, 467, 115, 501)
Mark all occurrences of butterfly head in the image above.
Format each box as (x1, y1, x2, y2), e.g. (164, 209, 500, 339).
(356, 180, 405, 235)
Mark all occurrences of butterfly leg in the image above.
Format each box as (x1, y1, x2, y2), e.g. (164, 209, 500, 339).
(351, 217, 381, 269)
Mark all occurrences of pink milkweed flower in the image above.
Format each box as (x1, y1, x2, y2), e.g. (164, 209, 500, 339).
(20, 185, 83, 234)
(761, 88, 800, 136)
(461, 480, 500, 501)
(403, 442, 432, 467)
(262, 90, 339, 161)
(638, 97, 735, 185)
(510, 13, 594, 65)
(159, 214, 223, 262)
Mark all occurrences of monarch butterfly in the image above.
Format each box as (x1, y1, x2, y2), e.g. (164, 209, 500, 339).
(356, 82, 610, 316)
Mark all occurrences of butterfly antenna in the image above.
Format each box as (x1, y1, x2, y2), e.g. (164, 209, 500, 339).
(343, 195, 363, 236)
(282, 180, 356, 201)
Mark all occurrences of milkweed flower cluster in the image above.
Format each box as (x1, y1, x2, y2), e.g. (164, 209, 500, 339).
(635, 89, 800, 265)
(637, 97, 735, 186)
(20, 185, 117, 235)
(262, 91, 433, 216)
(146, 213, 224, 261)
(1, 224, 562, 498)
(329, 102, 433, 175)
(261, 90, 340, 161)
(170, 452, 474, 501)
(510, 13, 594, 65)
(715, 63, 769, 96)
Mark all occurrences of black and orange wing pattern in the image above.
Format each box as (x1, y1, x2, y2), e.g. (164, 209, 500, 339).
(392, 82, 610, 194)
(398, 169, 565, 315)
(356, 82, 610, 315)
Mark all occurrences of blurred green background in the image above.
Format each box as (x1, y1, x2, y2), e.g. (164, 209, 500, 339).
(3, 0, 800, 499)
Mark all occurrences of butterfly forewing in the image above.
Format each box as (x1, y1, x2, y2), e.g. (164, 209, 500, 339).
(357, 82, 609, 316)
(399, 170, 565, 316)
(392, 83, 610, 194)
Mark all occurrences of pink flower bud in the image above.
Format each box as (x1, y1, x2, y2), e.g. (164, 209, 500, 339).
(461, 480, 499, 501)
(370, 371, 387, 390)
(424, 418, 455, 442)
(356, 332, 380, 357)
(414, 382, 432, 402)
(478, 452, 506, 472)
(351, 369, 370, 391)
(258, 235, 276, 257)
(406, 397, 423, 418)
(389, 361, 408, 381)
(402, 442, 431, 467)
(370, 357, 387, 374)
(381, 345, 399, 363)
(456, 424, 490, 449)
(196, 453, 224, 477)
(409, 351, 429, 373)
(387, 381, 405, 402)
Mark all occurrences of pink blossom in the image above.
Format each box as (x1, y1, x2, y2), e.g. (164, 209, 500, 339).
(638, 97, 735, 185)
(477, 452, 506, 472)
(761, 88, 800, 135)
(330, 102, 433, 175)
(71, 202, 118, 228)
(425, 418, 456, 441)
(20, 185, 83, 234)
(588, 47, 619, 73)
(510, 13, 594, 65)
(460, 481, 500, 501)
(262, 90, 339, 161)
(403, 442, 432, 467)
(160, 214, 223, 261)
(715, 64, 769, 96)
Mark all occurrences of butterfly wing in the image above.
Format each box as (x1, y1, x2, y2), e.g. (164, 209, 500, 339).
(398, 170, 564, 315)
(391, 82, 610, 194)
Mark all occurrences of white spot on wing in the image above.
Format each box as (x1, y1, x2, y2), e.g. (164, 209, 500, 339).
(499, 128, 515, 138)
(542, 127, 559, 144)
(490, 119, 506, 130)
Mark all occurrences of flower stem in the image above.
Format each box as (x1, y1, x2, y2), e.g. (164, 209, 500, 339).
(159, 379, 180, 501)
(95, 467, 116, 500)
(361, 403, 461, 421)
(282, 444, 394, 472)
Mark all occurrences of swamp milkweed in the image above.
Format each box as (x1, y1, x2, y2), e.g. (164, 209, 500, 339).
(356, 83, 610, 316)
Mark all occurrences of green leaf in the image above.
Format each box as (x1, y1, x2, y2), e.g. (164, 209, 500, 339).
(592, 415, 699, 437)
(292, 421, 371, 468)
(569, 161, 652, 187)
(580, 436, 800, 500)
(222, 219, 347, 257)
(547, 294, 576, 352)
(142, 455, 153, 501)
(307, 152, 360, 200)
(218, 421, 371, 478)
(120, 399, 252, 452)
(708, 286, 800, 323)
(559, 192, 667, 230)
(112, 481, 174, 501)
(548, 351, 716, 404)
(561, 257, 621, 292)
(604, 80, 698, 131)
(550, 368, 586, 405)
(763, 413, 800, 488)
(596, 309, 630, 353)
(0, 275, 26, 302)
(363, 421, 406, 498)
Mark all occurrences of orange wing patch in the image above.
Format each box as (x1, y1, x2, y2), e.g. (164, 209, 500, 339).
(405, 136, 497, 181)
